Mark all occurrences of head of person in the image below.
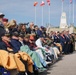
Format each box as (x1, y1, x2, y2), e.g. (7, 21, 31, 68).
(29, 22, 34, 30)
(40, 26, 45, 31)
(34, 25, 38, 31)
(2, 18, 8, 26)
(19, 23, 26, 32)
(0, 13, 5, 22)
(1, 32, 10, 42)
(60, 30, 65, 36)
(24, 34, 30, 42)
(12, 32, 19, 40)
(7, 20, 17, 29)
(55, 31, 60, 36)
(66, 30, 69, 35)
(18, 33, 24, 41)
(29, 35, 35, 43)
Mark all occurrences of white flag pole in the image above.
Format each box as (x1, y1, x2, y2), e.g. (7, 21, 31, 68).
(69, 2, 70, 26)
(49, 5, 51, 25)
(62, 1, 63, 13)
(35, 6, 36, 25)
(73, 0, 74, 25)
(42, 6, 43, 26)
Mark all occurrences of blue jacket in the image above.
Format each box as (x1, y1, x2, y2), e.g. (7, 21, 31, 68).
(37, 29, 43, 38)
(59, 36, 66, 47)
(0, 41, 13, 53)
(10, 39, 22, 53)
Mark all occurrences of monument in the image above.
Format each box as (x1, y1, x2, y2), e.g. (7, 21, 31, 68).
(60, 12, 68, 28)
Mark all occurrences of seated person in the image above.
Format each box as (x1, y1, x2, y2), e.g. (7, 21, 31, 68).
(10, 32, 22, 53)
(0, 32, 13, 52)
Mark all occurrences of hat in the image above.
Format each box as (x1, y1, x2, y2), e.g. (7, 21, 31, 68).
(0, 13, 5, 17)
(3, 18, 8, 22)
(40, 26, 45, 29)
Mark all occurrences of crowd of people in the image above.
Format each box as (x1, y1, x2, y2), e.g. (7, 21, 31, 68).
(0, 13, 76, 75)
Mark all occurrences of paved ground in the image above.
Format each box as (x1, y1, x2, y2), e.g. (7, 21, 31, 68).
(40, 51, 76, 75)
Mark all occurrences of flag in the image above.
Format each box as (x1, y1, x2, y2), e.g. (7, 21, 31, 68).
(40, 1, 45, 6)
(70, 0, 72, 4)
(47, 0, 50, 5)
(62, 0, 64, 2)
(34, 2, 38, 6)
(48, 2, 50, 5)
(47, 0, 50, 2)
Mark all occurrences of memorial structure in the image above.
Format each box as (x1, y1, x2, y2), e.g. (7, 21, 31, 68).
(60, 12, 68, 28)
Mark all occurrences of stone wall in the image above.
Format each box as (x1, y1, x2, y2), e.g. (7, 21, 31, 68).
(46, 26, 75, 34)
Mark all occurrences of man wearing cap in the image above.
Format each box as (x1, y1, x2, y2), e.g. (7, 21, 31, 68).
(3, 18, 8, 26)
(0, 13, 6, 39)
(3, 18, 9, 33)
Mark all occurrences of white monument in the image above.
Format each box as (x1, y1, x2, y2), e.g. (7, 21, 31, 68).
(60, 12, 68, 28)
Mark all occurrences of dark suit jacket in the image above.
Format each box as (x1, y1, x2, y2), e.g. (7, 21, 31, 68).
(0, 40, 13, 53)
(0, 22, 5, 39)
(10, 39, 22, 53)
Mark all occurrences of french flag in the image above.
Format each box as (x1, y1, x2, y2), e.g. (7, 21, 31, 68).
(62, 0, 64, 2)
(47, 0, 50, 5)
(40, 1, 45, 6)
(70, 0, 72, 4)
(47, 0, 50, 2)
(34, 2, 38, 6)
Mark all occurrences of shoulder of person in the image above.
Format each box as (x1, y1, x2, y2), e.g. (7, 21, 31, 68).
(0, 22, 4, 28)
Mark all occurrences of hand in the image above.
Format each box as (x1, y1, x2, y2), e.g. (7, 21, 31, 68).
(45, 48, 49, 51)
(7, 47, 13, 51)
(34, 47, 39, 50)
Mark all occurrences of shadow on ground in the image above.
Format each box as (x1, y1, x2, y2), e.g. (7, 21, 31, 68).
(39, 56, 63, 75)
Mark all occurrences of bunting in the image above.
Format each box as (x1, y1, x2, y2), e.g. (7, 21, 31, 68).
(40, 1, 45, 6)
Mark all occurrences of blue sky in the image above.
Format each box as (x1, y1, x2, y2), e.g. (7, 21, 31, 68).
(0, 0, 76, 27)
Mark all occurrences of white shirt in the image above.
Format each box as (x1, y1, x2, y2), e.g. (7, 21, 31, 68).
(35, 38, 46, 50)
